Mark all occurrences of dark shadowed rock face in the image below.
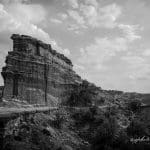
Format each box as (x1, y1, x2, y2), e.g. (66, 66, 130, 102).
(0, 86, 3, 99)
(1, 34, 82, 106)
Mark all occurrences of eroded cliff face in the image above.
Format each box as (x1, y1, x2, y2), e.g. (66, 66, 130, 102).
(1, 34, 82, 106)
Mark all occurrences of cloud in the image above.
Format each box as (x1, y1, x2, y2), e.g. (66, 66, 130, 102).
(83, 0, 98, 7)
(142, 49, 150, 56)
(67, 24, 83, 34)
(68, 24, 79, 31)
(77, 42, 150, 92)
(65, 1, 142, 41)
(122, 55, 150, 80)
(68, 10, 85, 26)
(118, 24, 141, 41)
(0, 2, 50, 42)
(78, 37, 128, 69)
(62, 48, 70, 56)
(50, 18, 62, 24)
(59, 13, 68, 20)
(0, 1, 71, 56)
(67, 0, 79, 8)
(89, 3, 121, 28)
(122, 55, 145, 66)
(97, 3, 122, 28)
(7, 3, 46, 24)
(67, 2, 122, 29)
(0, 0, 30, 4)
(79, 4, 98, 27)
(74, 64, 85, 70)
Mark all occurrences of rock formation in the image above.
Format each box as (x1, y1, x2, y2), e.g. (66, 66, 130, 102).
(1, 34, 82, 106)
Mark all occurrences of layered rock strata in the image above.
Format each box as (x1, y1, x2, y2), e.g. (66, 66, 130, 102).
(1, 34, 82, 106)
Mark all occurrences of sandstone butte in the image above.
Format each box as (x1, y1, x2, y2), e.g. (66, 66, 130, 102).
(1, 34, 82, 106)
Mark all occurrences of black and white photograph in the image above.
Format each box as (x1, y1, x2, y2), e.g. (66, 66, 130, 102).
(0, 0, 150, 149)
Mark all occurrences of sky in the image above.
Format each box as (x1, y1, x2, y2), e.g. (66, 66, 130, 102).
(0, 0, 150, 93)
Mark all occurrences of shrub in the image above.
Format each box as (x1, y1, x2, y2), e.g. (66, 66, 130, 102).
(127, 99, 141, 112)
(67, 80, 98, 107)
(127, 119, 149, 137)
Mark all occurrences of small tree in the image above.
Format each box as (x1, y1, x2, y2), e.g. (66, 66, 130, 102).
(128, 99, 141, 112)
(91, 116, 119, 150)
(127, 119, 149, 137)
(67, 80, 97, 107)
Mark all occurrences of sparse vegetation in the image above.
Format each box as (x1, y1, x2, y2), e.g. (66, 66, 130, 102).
(2, 80, 150, 150)
(127, 99, 142, 112)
